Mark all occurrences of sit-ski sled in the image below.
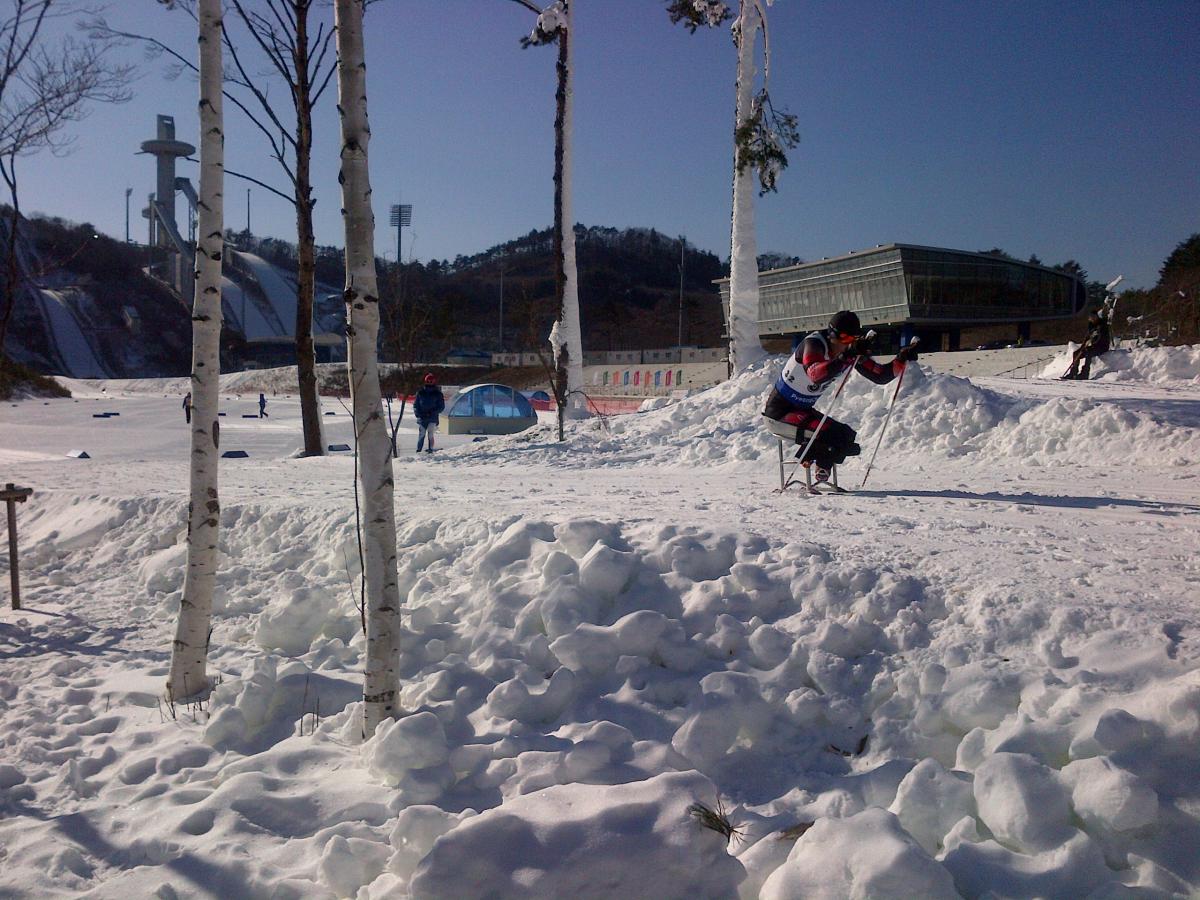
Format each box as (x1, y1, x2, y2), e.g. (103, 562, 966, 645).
(772, 438, 849, 495)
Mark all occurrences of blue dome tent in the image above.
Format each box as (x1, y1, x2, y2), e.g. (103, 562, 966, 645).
(446, 383, 538, 435)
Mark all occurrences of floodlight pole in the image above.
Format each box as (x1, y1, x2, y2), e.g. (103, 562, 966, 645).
(125, 188, 132, 243)
(389, 202, 412, 266)
(677, 235, 685, 363)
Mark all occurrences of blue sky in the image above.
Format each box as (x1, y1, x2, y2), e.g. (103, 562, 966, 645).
(21, 0, 1200, 288)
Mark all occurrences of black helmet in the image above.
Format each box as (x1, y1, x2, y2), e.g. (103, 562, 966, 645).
(829, 310, 861, 337)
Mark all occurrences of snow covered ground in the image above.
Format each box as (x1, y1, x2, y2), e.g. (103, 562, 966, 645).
(1, 347, 1199, 898)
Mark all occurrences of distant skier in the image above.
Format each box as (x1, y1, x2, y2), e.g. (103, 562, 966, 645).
(258, 393, 268, 418)
(182, 391, 192, 424)
(762, 310, 919, 484)
(413, 373, 445, 454)
(1061, 313, 1110, 380)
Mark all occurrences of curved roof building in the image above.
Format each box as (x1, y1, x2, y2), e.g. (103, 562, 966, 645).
(717, 244, 1087, 348)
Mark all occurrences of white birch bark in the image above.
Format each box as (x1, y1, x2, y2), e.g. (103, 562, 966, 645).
(334, 0, 403, 738)
(727, 1, 768, 374)
(168, 0, 224, 702)
(558, 1, 585, 415)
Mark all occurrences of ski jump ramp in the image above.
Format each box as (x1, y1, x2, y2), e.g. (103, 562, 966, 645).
(223, 250, 340, 348)
(35, 288, 112, 379)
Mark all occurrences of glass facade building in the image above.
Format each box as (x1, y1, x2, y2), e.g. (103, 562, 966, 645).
(717, 244, 1086, 342)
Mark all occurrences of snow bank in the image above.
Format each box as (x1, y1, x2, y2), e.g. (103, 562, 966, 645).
(454, 350, 1200, 473)
(58, 363, 347, 398)
(4, 352, 1200, 897)
(1041, 343, 1200, 384)
(760, 808, 958, 899)
(409, 771, 745, 899)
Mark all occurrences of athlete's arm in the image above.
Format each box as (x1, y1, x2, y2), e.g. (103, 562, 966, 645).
(801, 337, 846, 384)
(854, 355, 902, 384)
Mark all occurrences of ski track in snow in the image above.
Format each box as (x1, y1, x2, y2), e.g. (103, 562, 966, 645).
(1, 349, 1199, 898)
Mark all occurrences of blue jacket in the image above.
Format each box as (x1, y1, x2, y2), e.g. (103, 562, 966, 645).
(413, 385, 445, 423)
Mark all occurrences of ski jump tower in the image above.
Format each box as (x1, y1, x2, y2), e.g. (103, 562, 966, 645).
(140, 115, 196, 302)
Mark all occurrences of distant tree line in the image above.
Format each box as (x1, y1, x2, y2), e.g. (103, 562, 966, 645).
(1110, 234, 1200, 345)
(227, 223, 728, 356)
(976, 241, 1200, 345)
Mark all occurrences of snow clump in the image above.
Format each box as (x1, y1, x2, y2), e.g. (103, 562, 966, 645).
(408, 771, 745, 899)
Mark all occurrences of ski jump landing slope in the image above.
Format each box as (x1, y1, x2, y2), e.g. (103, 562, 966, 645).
(221, 250, 291, 341)
(33, 288, 111, 378)
(223, 250, 339, 344)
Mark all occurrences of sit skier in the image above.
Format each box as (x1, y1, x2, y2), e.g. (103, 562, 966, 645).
(1061, 313, 1110, 380)
(413, 373, 445, 453)
(762, 310, 919, 484)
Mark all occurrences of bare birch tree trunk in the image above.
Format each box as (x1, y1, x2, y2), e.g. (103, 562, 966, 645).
(334, 0, 402, 738)
(0, 159, 23, 359)
(293, 3, 325, 458)
(168, 0, 224, 702)
(727, 1, 767, 375)
(556, 0, 584, 416)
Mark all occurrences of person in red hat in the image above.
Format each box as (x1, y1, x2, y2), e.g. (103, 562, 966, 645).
(413, 373, 445, 453)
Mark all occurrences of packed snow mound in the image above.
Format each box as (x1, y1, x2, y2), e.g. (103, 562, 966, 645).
(759, 807, 958, 900)
(5, 361, 1200, 899)
(455, 355, 1200, 471)
(58, 363, 351, 399)
(409, 771, 746, 899)
(982, 394, 1200, 467)
(1041, 343, 1200, 384)
(6, 468, 1200, 896)
(453, 359, 1024, 468)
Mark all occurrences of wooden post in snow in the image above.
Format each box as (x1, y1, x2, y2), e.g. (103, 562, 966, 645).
(3, 483, 33, 610)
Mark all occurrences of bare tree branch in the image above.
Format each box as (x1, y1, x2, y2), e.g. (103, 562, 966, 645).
(310, 25, 337, 104)
(265, 0, 297, 37)
(221, 4, 299, 154)
(86, 18, 296, 179)
(181, 156, 294, 205)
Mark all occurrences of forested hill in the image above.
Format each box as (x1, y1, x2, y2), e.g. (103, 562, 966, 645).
(432, 224, 729, 352)
(238, 224, 731, 353)
(3, 213, 194, 379)
(3, 217, 736, 380)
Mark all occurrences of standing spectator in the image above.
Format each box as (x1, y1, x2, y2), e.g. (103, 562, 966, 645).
(413, 373, 446, 454)
(258, 392, 269, 418)
(182, 391, 192, 424)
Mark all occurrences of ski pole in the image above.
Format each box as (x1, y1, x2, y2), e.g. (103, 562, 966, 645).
(858, 337, 919, 490)
(793, 330, 875, 471)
